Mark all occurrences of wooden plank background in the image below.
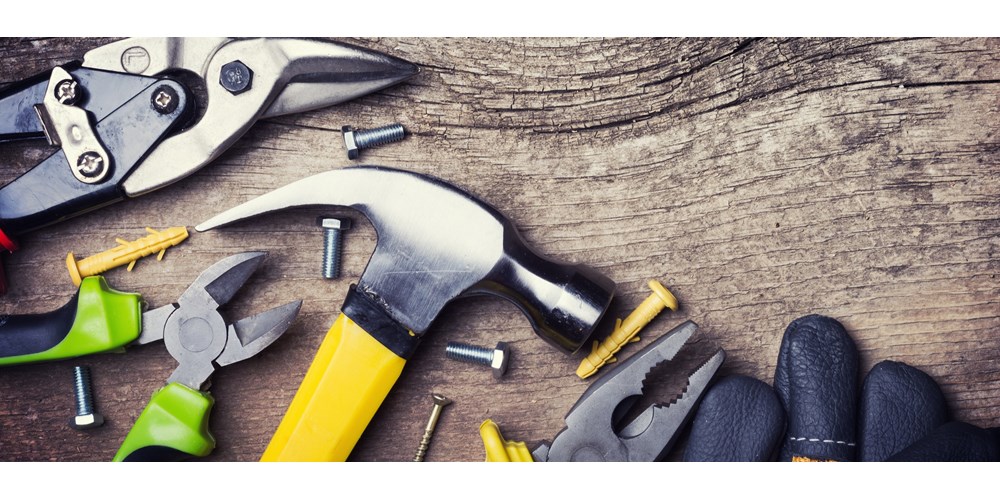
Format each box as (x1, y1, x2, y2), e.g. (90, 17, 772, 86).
(0, 38, 997, 462)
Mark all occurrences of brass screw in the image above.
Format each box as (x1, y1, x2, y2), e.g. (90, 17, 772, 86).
(413, 394, 451, 462)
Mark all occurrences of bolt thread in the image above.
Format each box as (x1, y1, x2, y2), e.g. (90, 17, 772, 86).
(354, 124, 405, 150)
(322, 228, 343, 279)
(445, 342, 494, 366)
(413, 431, 433, 462)
(73, 366, 94, 416)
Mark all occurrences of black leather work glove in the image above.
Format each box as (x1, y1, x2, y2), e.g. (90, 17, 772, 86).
(682, 314, 1000, 462)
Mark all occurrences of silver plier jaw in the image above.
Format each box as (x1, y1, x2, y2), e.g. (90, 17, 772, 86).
(136, 251, 301, 391)
(534, 321, 725, 462)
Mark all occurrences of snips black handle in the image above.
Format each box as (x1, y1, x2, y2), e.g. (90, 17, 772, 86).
(0, 66, 193, 238)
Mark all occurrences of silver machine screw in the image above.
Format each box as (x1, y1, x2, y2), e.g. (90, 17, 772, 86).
(413, 394, 452, 462)
(76, 152, 105, 178)
(318, 216, 352, 279)
(70, 366, 104, 430)
(55, 79, 78, 104)
(342, 123, 406, 160)
(151, 85, 179, 114)
(445, 341, 510, 380)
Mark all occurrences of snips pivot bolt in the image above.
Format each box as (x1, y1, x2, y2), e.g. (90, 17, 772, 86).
(152, 86, 179, 114)
(220, 60, 253, 95)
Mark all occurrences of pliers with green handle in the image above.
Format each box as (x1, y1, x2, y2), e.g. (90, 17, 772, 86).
(115, 251, 300, 461)
(0, 251, 301, 461)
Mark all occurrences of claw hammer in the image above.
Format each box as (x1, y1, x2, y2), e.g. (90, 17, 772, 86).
(197, 166, 616, 461)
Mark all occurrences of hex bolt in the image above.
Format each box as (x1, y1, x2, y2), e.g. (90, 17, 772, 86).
(445, 341, 510, 379)
(220, 60, 253, 95)
(76, 152, 105, 178)
(69, 366, 104, 430)
(413, 394, 451, 462)
(318, 216, 352, 279)
(342, 123, 406, 160)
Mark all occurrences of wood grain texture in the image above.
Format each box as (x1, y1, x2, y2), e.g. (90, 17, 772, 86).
(0, 37, 997, 462)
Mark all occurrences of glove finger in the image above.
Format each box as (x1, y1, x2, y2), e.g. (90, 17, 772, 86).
(858, 360, 948, 461)
(774, 314, 859, 461)
(682, 375, 786, 461)
(888, 422, 1000, 461)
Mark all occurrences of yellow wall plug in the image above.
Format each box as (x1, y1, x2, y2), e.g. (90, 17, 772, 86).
(66, 227, 189, 285)
(480, 419, 534, 462)
(575, 279, 678, 379)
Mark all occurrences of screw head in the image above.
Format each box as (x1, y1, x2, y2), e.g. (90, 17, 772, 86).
(491, 342, 510, 379)
(342, 126, 360, 159)
(151, 85, 179, 114)
(69, 413, 104, 430)
(220, 60, 253, 95)
(432, 394, 452, 407)
(76, 152, 105, 178)
(55, 79, 78, 104)
(317, 216, 352, 230)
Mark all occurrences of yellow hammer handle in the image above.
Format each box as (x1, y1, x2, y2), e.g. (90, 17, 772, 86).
(261, 312, 407, 461)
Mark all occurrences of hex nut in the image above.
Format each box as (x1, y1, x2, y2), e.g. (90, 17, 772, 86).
(220, 60, 253, 95)
(317, 217, 352, 230)
(70, 413, 104, 430)
(491, 342, 510, 379)
(342, 126, 360, 159)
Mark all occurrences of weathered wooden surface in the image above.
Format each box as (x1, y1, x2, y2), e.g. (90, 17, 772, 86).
(0, 38, 997, 462)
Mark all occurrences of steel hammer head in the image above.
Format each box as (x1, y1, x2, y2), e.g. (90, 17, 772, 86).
(197, 166, 615, 353)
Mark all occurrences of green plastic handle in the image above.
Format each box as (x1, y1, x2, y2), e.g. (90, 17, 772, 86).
(114, 382, 216, 462)
(0, 276, 142, 366)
